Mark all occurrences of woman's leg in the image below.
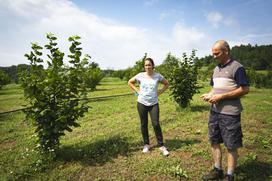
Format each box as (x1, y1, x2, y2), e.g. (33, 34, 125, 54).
(137, 102, 149, 145)
(149, 104, 164, 146)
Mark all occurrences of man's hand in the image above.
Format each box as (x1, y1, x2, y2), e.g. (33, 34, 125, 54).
(200, 93, 213, 102)
(207, 94, 223, 104)
(201, 93, 223, 104)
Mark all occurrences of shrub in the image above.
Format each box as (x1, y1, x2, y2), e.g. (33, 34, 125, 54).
(0, 70, 10, 89)
(20, 33, 89, 153)
(167, 50, 199, 108)
(84, 65, 105, 90)
(156, 53, 179, 80)
(246, 68, 272, 88)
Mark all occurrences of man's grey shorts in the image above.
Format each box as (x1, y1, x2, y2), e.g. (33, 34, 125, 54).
(208, 111, 243, 149)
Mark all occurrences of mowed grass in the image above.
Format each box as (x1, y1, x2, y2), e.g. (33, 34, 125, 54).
(0, 77, 271, 181)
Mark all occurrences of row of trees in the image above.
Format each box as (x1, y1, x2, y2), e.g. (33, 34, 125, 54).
(0, 64, 30, 84)
(0, 60, 104, 91)
(231, 44, 272, 70)
(0, 70, 11, 88)
(2, 43, 271, 89)
(196, 44, 272, 70)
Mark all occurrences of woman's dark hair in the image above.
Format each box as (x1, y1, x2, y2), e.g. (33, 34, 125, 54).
(144, 58, 155, 67)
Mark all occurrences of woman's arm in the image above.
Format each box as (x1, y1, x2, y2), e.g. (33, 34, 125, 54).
(128, 77, 139, 94)
(158, 79, 169, 96)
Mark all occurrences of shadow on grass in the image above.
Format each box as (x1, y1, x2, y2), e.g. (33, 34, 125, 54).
(165, 138, 201, 151)
(100, 82, 126, 86)
(0, 89, 22, 95)
(89, 88, 108, 92)
(56, 135, 141, 166)
(87, 97, 113, 103)
(236, 160, 272, 181)
(190, 105, 210, 112)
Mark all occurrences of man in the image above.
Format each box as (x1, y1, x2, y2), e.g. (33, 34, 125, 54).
(201, 40, 249, 181)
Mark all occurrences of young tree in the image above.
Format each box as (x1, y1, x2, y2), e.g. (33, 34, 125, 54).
(20, 33, 89, 153)
(167, 50, 199, 108)
(124, 53, 147, 81)
(0, 70, 10, 89)
(157, 53, 179, 80)
(84, 62, 105, 90)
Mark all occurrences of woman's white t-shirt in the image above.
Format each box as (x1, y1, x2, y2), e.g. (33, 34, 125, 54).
(134, 72, 164, 106)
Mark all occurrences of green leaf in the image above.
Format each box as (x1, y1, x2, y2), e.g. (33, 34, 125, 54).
(69, 44, 76, 53)
(68, 37, 73, 41)
(65, 127, 73, 132)
(73, 35, 81, 40)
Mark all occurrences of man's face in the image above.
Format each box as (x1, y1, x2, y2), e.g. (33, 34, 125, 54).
(212, 45, 227, 64)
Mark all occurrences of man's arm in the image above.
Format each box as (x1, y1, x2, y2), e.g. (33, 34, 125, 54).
(208, 86, 249, 104)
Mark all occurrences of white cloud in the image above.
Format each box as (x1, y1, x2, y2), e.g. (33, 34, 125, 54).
(224, 16, 239, 28)
(0, 0, 152, 69)
(228, 40, 248, 48)
(0, 0, 210, 69)
(171, 23, 211, 57)
(206, 11, 223, 28)
(206, 11, 240, 30)
(241, 33, 272, 39)
(144, 0, 159, 6)
(237, 33, 272, 46)
(158, 9, 184, 22)
(159, 13, 169, 21)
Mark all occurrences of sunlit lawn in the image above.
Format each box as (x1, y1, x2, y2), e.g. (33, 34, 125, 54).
(0, 77, 271, 180)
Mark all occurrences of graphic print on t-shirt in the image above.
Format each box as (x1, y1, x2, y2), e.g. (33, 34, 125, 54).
(140, 79, 157, 102)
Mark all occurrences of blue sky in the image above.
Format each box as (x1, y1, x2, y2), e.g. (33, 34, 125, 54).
(0, 0, 272, 69)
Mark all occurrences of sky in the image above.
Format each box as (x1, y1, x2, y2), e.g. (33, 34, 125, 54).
(0, 0, 272, 70)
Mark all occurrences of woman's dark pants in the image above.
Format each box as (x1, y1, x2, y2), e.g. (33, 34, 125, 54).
(137, 102, 164, 146)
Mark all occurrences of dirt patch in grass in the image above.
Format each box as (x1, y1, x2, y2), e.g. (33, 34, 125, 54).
(0, 140, 16, 150)
(75, 156, 138, 180)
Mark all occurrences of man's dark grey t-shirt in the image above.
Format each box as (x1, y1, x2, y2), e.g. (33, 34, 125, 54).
(210, 59, 249, 115)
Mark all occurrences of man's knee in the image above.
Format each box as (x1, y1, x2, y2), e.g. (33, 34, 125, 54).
(227, 148, 238, 154)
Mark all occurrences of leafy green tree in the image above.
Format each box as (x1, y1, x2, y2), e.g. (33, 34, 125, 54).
(112, 69, 126, 80)
(0, 64, 30, 83)
(156, 53, 179, 80)
(124, 53, 147, 81)
(168, 50, 199, 108)
(84, 62, 105, 90)
(20, 33, 89, 153)
(0, 70, 10, 88)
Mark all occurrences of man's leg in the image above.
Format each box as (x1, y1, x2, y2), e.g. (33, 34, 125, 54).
(227, 148, 238, 176)
(202, 111, 224, 180)
(212, 144, 222, 170)
(202, 144, 224, 180)
(221, 113, 242, 180)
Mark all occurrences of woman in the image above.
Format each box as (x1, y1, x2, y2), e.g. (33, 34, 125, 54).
(128, 58, 170, 156)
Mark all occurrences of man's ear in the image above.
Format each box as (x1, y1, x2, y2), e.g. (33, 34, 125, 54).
(223, 48, 229, 55)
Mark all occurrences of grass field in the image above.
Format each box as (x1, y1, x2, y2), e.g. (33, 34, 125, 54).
(0, 77, 271, 181)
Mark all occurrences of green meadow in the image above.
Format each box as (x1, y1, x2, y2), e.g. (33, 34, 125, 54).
(0, 77, 271, 181)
